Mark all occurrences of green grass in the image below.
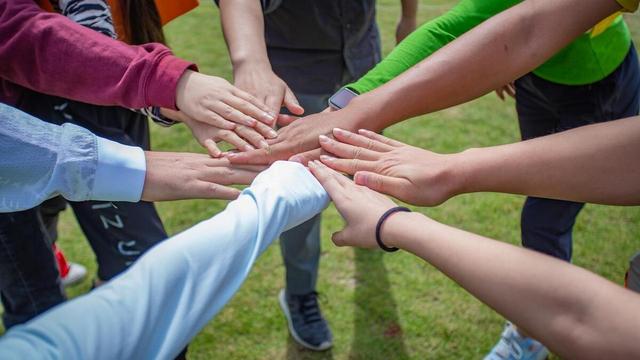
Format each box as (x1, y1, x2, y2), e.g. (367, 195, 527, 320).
(20, 1, 640, 359)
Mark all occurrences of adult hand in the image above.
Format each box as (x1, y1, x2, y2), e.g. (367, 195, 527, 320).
(308, 160, 396, 248)
(175, 70, 276, 130)
(495, 82, 516, 101)
(226, 108, 351, 165)
(233, 62, 305, 118)
(141, 151, 266, 201)
(178, 111, 277, 157)
(396, 15, 417, 44)
(317, 128, 464, 206)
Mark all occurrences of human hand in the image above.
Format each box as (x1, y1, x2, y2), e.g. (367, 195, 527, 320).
(233, 63, 304, 118)
(180, 112, 277, 157)
(226, 108, 351, 165)
(308, 160, 396, 248)
(495, 82, 516, 101)
(175, 70, 276, 130)
(141, 151, 266, 201)
(396, 15, 417, 43)
(317, 128, 464, 206)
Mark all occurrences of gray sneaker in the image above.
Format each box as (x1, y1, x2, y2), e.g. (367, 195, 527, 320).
(278, 289, 333, 351)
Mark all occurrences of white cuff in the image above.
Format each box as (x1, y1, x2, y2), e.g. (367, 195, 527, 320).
(93, 137, 146, 202)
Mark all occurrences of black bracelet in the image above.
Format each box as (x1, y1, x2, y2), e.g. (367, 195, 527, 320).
(375, 206, 411, 252)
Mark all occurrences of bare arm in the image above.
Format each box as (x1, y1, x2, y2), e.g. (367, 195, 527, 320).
(227, 0, 624, 164)
(351, 0, 623, 130)
(396, 0, 418, 43)
(317, 118, 640, 206)
(386, 212, 640, 360)
(308, 160, 640, 360)
(218, 0, 303, 116)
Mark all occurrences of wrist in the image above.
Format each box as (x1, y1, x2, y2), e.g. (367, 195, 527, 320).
(451, 147, 487, 196)
(232, 57, 272, 75)
(340, 93, 383, 132)
(381, 211, 425, 249)
(175, 69, 195, 112)
(399, 15, 417, 22)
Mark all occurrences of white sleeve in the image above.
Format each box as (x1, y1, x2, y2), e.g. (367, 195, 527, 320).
(0, 103, 145, 212)
(0, 161, 329, 360)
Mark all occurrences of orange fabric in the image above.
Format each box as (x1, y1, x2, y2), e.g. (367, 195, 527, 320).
(36, 0, 54, 12)
(36, 0, 198, 42)
(155, 0, 199, 25)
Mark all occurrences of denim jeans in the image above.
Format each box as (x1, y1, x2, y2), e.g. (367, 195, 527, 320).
(279, 93, 329, 295)
(514, 44, 640, 261)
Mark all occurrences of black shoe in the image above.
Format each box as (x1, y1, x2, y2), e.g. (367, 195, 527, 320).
(278, 289, 333, 351)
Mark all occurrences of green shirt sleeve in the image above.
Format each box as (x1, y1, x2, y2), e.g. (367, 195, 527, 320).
(347, 0, 519, 94)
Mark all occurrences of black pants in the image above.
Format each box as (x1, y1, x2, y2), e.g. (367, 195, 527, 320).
(0, 94, 167, 327)
(515, 44, 640, 261)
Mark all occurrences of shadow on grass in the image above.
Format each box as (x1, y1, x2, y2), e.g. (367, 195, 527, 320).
(349, 248, 409, 360)
(285, 336, 334, 360)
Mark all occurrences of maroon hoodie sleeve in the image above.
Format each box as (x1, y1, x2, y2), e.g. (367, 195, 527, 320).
(0, 0, 197, 109)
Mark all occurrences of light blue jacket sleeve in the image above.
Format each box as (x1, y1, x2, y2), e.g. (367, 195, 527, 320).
(0, 161, 329, 359)
(0, 103, 146, 212)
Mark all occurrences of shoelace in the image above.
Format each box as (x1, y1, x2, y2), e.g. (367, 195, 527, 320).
(295, 292, 323, 325)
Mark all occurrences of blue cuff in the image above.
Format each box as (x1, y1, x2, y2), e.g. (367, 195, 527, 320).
(93, 137, 146, 202)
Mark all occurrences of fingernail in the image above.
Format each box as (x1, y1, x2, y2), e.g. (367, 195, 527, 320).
(307, 161, 316, 168)
(354, 173, 366, 185)
(225, 152, 236, 159)
(290, 155, 303, 163)
(268, 129, 278, 139)
(246, 118, 257, 127)
(263, 112, 275, 122)
(259, 140, 269, 149)
(333, 128, 347, 135)
(244, 145, 255, 151)
(320, 155, 334, 162)
(318, 135, 330, 143)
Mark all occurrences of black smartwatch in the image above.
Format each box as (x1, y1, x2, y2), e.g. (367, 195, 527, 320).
(328, 87, 359, 110)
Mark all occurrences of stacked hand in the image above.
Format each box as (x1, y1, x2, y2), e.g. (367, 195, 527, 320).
(226, 108, 352, 165)
(172, 70, 286, 154)
(142, 152, 265, 201)
(316, 128, 465, 206)
(308, 160, 397, 248)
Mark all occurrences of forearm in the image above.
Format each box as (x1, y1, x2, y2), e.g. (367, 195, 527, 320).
(219, 0, 270, 70)
(385, 212, 640, 359)
(349, 0, 513, 94)
(0, 104, 145, 212)
(0, 0, 194, 109)
(345, 0, 622, 131)
(0, 162, 328, 359)
(454, 117, 640, 205)
(400, 0, 418, 19)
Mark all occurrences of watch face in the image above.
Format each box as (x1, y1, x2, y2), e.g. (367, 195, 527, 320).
(329, 88, 358, 109)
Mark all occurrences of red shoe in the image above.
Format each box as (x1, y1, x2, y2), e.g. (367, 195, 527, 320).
(53, 244, 87, 287)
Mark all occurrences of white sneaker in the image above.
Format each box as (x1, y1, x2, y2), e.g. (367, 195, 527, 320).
(61, 262, 87, 287)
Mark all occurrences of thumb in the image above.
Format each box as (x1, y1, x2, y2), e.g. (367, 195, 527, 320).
(283, 87, 304, 115)
(331, 230, 349, 247)
(354, 171, 408, 200)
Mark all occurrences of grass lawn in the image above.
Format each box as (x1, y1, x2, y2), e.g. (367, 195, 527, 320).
(19, 1, 640, 359)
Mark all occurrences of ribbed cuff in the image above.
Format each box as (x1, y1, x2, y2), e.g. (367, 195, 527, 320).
(93, 137, 146, 202)
(147, 52, 198, 110)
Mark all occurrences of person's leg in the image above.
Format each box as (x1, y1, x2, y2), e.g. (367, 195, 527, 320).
(0, 209, 66, 329)
(40, 196, 88, 287)
(69, 200, 168, 281)
(278, 93, 333, 351)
